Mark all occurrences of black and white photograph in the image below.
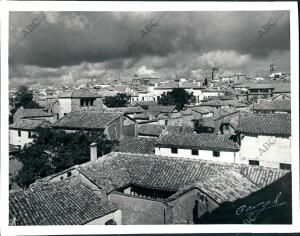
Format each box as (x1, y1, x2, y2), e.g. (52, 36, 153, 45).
(1, 1, 299, 233)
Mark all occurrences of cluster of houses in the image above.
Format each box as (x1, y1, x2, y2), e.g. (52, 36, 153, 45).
(8, 74, 292, 225)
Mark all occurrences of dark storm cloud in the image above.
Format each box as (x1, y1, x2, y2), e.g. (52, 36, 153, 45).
(9, 11, 290, 88)
(10, 11, 290, 69)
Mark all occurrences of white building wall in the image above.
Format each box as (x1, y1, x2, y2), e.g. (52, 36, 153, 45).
(237, 135, 291, 168)
(85, 210, 122, 225)
(9, 129, 33, 148)
(155, 147, 238, 163)
(191, 89, 204, 103)
(202, 91, 220, 99)
(58, 98, 72, 118)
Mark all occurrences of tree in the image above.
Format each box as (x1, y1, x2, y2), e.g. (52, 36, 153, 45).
(103, 93, 131, 107)
(13, 86, 40, 108)
(10, 86, 41, 124)
(158, 88, 196, 111)
(14, 128, 118, 188)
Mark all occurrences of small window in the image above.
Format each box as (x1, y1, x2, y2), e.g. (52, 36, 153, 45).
(165, 119, 168, 126)
(249, 160, 259, 166)
(279, 163, 291, 170)
(171, 148, 178, 154)
(56, 113, 59, 120)
(90, 99, 94, 106)
(80, 99, 84, 106)
(64, 113, 67, 116)
(67, 172, 72, 177)
(18, 130, 21, 137)
(28, 131, 32, 138)
(192, 149, 198, 155)
(213, 151, 220, 157)
(60, 176, 63, 180)
(85, 99, 89, 106)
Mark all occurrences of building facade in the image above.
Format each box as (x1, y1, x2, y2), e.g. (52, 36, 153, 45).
(236, 114, 291, 169)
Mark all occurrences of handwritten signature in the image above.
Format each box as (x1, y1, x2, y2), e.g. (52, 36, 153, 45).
(236, 192, 287, 224)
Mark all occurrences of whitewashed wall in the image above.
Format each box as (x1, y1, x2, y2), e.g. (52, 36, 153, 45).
(155, 147, 238, 163)
(58, 98, 72, 118)
(85, 210, 122, 225)
(9, 129, 33, 148)
(237, 135, 291, 168)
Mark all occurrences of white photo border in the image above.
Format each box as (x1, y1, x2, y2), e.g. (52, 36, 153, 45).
(1, 1, 299, 235)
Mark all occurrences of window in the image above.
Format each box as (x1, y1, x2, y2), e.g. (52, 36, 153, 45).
(67, 172, 72, 177)
(28, 131, 32, 138)
(64, 113, 67, 116)
(80, 99, 84, 106)
(165, 119, 168, 126)
(213, 151, 220, 157)
(280, 163, 291, 170)
(60, 176, 63, 180)
(249, 160, 259, 166)
(192, 149, 199, 155)
(56, 114, 59, 120)
(171, 148, 178, 154)
(105, 219, 117, 225)
(18, 130, 21, 137)
(85, 99, 89, 106)
(90, 99, 94, 106)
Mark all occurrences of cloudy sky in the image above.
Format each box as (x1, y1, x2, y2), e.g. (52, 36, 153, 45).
(9, 11, 290, 88)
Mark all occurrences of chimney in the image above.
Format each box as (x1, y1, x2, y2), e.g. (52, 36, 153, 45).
(161, 119, 169, 136)
(90, 142, 97, 162)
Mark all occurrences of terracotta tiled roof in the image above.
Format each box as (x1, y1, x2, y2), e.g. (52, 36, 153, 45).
(218, 95, 237, 100)
(36, 99, 58, 109)
(252, 100, 291, 112)
(248, 83, 275, 90)
(9, 177, 117, 225)
(77, 153, 132, 193)
(156, 132, 239, 152)
(201, 117, 216, 128)
(77, 152, 289, 193)
(10, 119, 50, 130)
(200, 99, 227, 107)
(148, 105, 177, 113)
(138, 125, 183, 137)
(114, 137, 156, 154)
(59, 88, 100, 98)
(225, 100, 248, 108)
(190, 107, 211, 115)
(236, 114, 291, 136)
(213, 107, 239, 120)
(134, 112, 150, 120)
(105, 106, 144, 114)
(166, 170, 260, 204)
(52, 111, 122, 130)
(18, 109, 52, 118)
(273, 83, 291, 93)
